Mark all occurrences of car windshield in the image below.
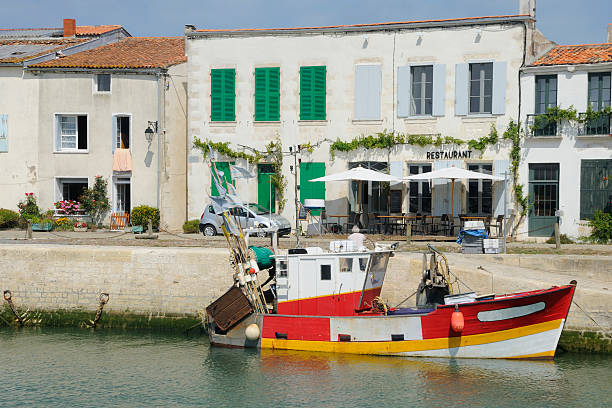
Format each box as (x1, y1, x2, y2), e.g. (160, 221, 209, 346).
(246, 203, 270, 215)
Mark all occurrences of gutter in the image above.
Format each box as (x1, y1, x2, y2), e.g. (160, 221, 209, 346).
(187, 15, 533, 38)
(26, 66, 167, 75)
(157, 72, 163, 210)
(521, 62, 612, 73)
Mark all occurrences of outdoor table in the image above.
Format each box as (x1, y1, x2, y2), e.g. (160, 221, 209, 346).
(376, 215, 406, 234)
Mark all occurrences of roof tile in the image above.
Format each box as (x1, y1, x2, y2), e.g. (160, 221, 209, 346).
(30, 37, 186, 69)
(530, 43, 612, 66)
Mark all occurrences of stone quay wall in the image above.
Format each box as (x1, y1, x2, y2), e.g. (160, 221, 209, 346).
(0, 244, 610, 333)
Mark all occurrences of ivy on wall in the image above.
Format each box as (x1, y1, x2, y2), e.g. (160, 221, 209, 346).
(530, 105, 611, 132)
(194, 137, 288, 212)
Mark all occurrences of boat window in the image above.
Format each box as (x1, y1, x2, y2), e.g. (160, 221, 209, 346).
(358, 257, 368, 272)
(339, 258, 353, 273)
(277, 260, 287, 277)
(320, 264, 331, 280)
(369, 253, 389, 274)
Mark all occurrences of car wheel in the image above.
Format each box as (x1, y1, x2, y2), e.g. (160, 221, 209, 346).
(202, 224, 216, 237)
(256, 224, 267, 238)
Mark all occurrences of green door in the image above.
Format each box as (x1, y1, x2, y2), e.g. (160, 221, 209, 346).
(528, 163, 559, 237)
(258, 164, 275, 213)
(580, 159, 612, 220)
(300, 162, 326, 215)
(211, 161, 234, 196)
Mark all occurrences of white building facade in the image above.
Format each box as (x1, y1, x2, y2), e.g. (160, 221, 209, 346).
(519, 41, 612, 238)
(186, 12, 546, 235)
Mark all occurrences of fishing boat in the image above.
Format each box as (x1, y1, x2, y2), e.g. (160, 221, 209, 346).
(205, 239, 576, 359)
(203, 152, 575, 360)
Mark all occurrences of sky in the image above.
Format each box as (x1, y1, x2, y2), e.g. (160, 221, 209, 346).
(1, 0, 610, 45)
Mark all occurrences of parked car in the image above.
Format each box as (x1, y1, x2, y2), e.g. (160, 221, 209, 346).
(199, 203, 292, 237)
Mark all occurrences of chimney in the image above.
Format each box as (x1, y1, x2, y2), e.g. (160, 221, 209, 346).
(519, 0, 536, 18)
(63, 18, 76, 37)
(608, 23, 612, 43)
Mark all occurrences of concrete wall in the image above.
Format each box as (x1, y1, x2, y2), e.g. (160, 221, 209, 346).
(519, 66, 612, 238)
(186, 22, 526, 223)
(0, 68, 40, 211)
(0, 244, 608, 331)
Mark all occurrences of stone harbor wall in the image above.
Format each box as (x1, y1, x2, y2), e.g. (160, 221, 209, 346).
(0, 244, 610, 335)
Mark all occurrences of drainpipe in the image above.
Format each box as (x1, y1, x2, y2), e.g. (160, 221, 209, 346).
(156, 71, 163, 211)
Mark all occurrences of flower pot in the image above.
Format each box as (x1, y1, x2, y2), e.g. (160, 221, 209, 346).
(73, 226, 88, 232)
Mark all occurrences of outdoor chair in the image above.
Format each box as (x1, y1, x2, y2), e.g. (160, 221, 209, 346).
(439, 214, 452, 236)
(493, 214, 504, 237)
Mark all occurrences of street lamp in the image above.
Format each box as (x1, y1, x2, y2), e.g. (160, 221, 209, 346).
(145, 121, 158, 146)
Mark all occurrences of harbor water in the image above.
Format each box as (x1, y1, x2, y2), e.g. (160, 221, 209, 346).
(1, 328, 610, 407)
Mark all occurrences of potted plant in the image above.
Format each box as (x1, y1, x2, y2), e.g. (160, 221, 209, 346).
(73, 221, 88, 232)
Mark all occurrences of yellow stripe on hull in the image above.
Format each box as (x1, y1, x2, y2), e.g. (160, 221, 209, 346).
(260, 319, 563, 357)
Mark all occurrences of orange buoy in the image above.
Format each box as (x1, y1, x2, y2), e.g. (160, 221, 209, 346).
(451, 305, 464, 333)
(248, 267, 256, 275)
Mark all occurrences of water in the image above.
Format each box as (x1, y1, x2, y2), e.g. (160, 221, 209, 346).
(1, 328, 610, 408)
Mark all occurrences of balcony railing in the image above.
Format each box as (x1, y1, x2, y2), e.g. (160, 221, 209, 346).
(578, 112, 611, 136)
(526, 114, 558, 137)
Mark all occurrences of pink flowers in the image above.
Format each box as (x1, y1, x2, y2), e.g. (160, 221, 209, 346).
(54, 200, 81, 215)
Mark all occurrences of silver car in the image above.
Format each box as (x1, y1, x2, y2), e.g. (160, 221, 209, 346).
(199, 203, 292, 237)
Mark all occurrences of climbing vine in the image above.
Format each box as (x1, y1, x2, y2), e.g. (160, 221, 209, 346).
(502, 120, 530, 236)
(530, 105, 611, 132)
(194, 137, 288, 212)
(328, 127, 501, 159)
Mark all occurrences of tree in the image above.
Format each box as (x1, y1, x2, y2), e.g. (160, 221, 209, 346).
(80, 176, 111, 225)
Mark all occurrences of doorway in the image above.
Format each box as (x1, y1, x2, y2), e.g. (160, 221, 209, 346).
(114, 177, 131, 214)
(258, 164, 275, 212)
(528, 163, 559, 237)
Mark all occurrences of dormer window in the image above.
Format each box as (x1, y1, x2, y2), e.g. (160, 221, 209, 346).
(95, 74, 111, 93)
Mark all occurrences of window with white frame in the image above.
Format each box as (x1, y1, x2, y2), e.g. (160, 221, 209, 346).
(114, 177, 131, 213)
(113, 115, 131, 149)
(411, 65, 433, 116)
(55, 178, 88, 202)
(55, 114, 87, 151)
(95, 74, 111, 92)
(467, 163, 493, 215)
(408, 163, 432, 214)
(469, 63, 493, 114)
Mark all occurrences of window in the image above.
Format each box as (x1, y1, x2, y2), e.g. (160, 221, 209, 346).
(580, 159, 612, 220)
(56, 178, 88, 202)
(320, 264, 331, 280)
(408, 164, 432, 214)
(210, 68, 235, 121)
(532, 75, 558, 136)
(411, 65, 433, 116)
(358, 258, 368, 272)
(113, 115, 130, 149)
(55, 115, 87, 151)
(469, 63, 493, 114)
(254, 67, 280, 121)
(349, 161, 388, 213)
(95, 74, 111, 92)
(354, 64, 382, 120)
(300, 162, 325, 215)
(467, 164, 493, 215)
(114, 177, 131, 213)
(339, 258, 353, 273)
(585, 72, 611, 135)
(528, 163, 559, 237)
(300, 66, 326, 120)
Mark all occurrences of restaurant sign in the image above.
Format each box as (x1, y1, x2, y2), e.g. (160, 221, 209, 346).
(426, 150, 473, 160)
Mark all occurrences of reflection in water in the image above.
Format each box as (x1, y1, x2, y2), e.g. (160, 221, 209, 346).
(1, 328, 610, 408)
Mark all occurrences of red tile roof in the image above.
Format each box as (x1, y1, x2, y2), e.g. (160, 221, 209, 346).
(75, 25, 122, 36)
(530, 43, 612, 66)
(30, 37, 186, 69)
(194, 14, 530, 34)
(0, 38, 87, 63)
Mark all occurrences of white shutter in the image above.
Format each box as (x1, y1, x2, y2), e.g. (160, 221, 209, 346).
(0, 114, 7, 152)
(397, 65, 411, 118)
(55, 115, 62, 151)
(455, 64, 469, 116)
(355, 65, 381, 120)
(390, 161, 403, 188)
(112, 116, 117, 153)
(432, 64, 446, 116)
(492, 61, 507, 115)
(493, 160, 510, 216)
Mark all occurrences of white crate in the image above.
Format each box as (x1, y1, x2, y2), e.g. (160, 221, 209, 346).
(484, 247, 501, 254)
(329, 240, 356, 252)
(464, 220, 485, 230)
(483, 239, 499, 248)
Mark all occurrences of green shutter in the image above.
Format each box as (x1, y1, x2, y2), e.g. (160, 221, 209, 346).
(300, 162, 326, 215)
(300, 66, 326, 120)
(254, 67, 280, 121)
(580, 159, 612, 219)
(211, 161, 234, 196)
(211, 69, 235, 121)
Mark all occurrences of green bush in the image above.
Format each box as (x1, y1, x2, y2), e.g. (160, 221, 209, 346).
(80, 176, 110, 225)
(17, 192, 40, 220)
(588, 211, 612, 244)
(545, 234, 574, 245)
(0, 209, 19, 229)
(131, 205, 160, 230)
(183, 219, 200, 234)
